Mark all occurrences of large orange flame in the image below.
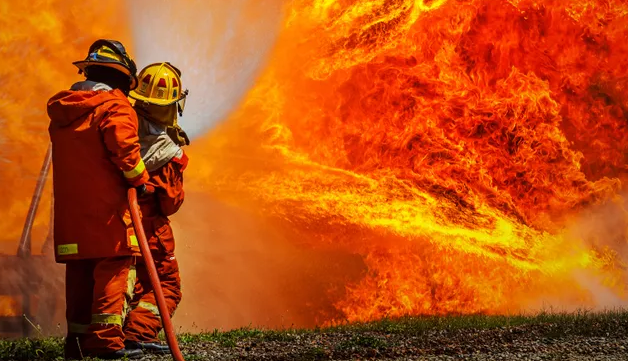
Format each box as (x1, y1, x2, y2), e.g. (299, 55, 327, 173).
(187, 0, 628, 323)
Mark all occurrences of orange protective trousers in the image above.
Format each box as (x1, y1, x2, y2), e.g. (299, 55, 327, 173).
(64, 257, 137, 359)
(123, 235, 181, 342)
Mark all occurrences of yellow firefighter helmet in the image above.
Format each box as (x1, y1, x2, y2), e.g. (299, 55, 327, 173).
(129, 62, 188, 115)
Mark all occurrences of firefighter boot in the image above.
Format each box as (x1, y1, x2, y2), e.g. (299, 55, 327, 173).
(96, 348, 144, 359)
(125, 340, 170, 354)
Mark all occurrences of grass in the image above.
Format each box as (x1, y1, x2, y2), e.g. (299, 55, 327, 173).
(177, 308, 628, 342)
(2, 308, 628, 360)
(0, 337, 64, 360)
(323, 308, 628, 335)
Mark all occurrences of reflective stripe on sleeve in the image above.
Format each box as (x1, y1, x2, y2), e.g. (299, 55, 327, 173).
(123, 159, 146, 179)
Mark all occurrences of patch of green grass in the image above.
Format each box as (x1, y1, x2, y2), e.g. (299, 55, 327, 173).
(179, 325, 303, 345)
(336, 334, 389, 351)
(0, 337, 63, 361)
(324, 308, 628, 337)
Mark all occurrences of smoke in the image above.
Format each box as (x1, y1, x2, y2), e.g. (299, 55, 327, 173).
(0, 241, 65, 338)
(127, 0, 284, 139)
(169, 192, 366, 331)
(567, 195, 628, 255)
(565, 194, 628, 310)
(125, 0, 332, 332)
(519, 193, 628, 314)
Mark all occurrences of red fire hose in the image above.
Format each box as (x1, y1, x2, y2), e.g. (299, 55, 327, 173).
(127, 187, 185, 361)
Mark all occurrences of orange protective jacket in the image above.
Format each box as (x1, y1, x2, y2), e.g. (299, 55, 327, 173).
(138, 152, 188, 253)
(47, 85, 150, 263)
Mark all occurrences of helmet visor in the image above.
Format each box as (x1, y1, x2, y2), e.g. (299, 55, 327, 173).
(177, 90, 189, 116)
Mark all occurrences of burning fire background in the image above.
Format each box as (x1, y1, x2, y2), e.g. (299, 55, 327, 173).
(2, 0, 628, 333)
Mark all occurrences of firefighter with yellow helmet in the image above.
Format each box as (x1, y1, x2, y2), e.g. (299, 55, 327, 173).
(121, 62, 190, 354)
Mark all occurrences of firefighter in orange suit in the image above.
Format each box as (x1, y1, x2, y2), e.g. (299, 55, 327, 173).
(47, 39, 150, 360)
(122, 62, 190, 354)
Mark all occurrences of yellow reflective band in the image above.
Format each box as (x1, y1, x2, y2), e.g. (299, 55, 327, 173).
(130, 235, 138, 247)
(57, 244, 78, 256)
(68, 322, 89, 334)
(123, 298, 129, 319)
(123, 159, 146, 179)
(123, 265, 137, 318)
(137, 301, 160, 317)
(127, 266, 137, 298)
(91, 314, 123, 327)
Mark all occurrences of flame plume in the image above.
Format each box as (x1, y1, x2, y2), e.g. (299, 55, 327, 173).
(188, 0, 628, 323)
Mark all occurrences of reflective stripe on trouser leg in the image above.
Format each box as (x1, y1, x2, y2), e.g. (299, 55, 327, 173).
(123, 265, 137, 318)
(91, 314, 123, 326)
(124, 301, 163, 342)
(137, 301, 160, 317)
(68, 323, 89, 334)
(135, 301, 161, 326)
(82, 257, 137, 354)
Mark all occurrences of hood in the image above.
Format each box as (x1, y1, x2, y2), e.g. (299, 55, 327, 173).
(47, 81, 124, 128)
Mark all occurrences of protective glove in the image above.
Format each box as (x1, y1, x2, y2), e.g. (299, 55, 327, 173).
(135, 184, 155, 198)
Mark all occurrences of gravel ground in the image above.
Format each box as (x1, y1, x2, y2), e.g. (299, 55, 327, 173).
(136, 323, 628, 361)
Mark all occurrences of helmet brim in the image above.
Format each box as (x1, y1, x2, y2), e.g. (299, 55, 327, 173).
(128, 91, 174, 106)
(73, 60, 139, 89)
(128, 90, 183, 106)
